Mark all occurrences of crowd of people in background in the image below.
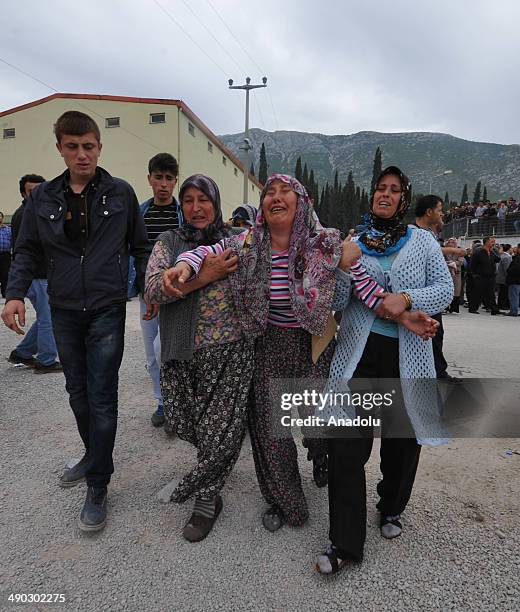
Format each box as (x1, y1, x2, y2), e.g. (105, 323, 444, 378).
(1, 109, 518, 578)
(444, 198, 520, 235)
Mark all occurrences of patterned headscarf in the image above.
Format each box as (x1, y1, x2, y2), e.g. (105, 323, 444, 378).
(358, 165, 412, 256)
(227, 173, 342, 336)
(232, 204, 258, 226)
(177, 174, 230, 246)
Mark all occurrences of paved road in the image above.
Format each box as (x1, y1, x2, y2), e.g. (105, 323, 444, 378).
(1, 301, 519, 611)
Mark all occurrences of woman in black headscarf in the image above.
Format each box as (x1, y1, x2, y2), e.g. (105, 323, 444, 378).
(145, 174, 254, 542)
(316, 166, 453, 574)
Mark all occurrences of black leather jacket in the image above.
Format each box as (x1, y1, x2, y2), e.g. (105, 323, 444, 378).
(6, 167, 149, 311)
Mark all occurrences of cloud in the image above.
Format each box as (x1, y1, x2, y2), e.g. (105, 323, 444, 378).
(0, 0, 518, 143)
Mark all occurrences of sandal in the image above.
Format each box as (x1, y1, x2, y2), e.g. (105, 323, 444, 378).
(316, 545, 350, 575)
(262, 505, 284, 532)
(380, 514, 402, 539)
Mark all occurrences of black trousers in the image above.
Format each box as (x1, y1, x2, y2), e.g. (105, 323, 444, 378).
(497, 284, 509, 310)
(328, 333, 421, 561)
(468, 275, 497, 312)
(0, 251, 11, 298)
(431, 313, 448, 378)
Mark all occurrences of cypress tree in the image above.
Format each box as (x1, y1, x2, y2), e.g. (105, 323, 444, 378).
(370, 146, 383, 201)
(346, 171, 359, 230)
(444, 192, 449, 207)
(472, 181, 482, 204)
(302, 163, 309, 190)
(482, 186, 488, 202)
(460, 183, 468, 204)
(258, 142, 268, 185)
(250, 161, 255, 177)
(295, 157, 303, 182)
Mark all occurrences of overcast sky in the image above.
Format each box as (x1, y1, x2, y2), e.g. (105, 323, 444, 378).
(1, 0, 519, 144)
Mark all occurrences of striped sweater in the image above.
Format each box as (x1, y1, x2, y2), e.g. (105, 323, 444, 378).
(177, 241, 384, 327)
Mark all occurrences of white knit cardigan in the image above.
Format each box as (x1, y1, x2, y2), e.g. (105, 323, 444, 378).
(326, 226, 454, 445)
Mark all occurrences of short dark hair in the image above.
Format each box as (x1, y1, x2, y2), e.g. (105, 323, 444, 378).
(54, 111, 100, 143)
(483, 236, 493, 245)
(19, 174, 45, 196)
(503, 244, 512, 251)
(148, 153, 178, 176)
(415, 195, 443, 218)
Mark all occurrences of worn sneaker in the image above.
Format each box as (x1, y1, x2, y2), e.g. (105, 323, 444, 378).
(78, 486, 108, 532)
(34, 361, 63, 374)
(8, 350, 37, 367)
(59, 455, 88, 488)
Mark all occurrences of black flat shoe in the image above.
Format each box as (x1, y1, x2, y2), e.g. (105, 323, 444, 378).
(262, 505, 284, 532)
(312, 454, 328, 488)
(182, 495, 223, 542)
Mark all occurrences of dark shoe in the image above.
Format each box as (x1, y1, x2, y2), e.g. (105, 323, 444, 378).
(316, 544, 354, 575)
(151, 408, 165, 427)
(78, 486, 108, 532)
(468, 310, 480, 314)
(59, 455, 88, 488)
(505, 313, 518, 317)
(34, 361, 63, 374)
(8, 350, 37, 367)
(490, 310, 500, 316)
(312, 454, 328, 488)
(262, 504, 284, 532)
(182, 495, 223, 542)
(380, 514, 402, 539)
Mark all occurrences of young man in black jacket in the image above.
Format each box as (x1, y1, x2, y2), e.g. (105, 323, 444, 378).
(2, 111, 150, 532)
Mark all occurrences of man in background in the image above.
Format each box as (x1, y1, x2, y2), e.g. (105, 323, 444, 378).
(128, 153, 182, 427)
(414, 195, 463, 384)
(7, 174, 61, 373)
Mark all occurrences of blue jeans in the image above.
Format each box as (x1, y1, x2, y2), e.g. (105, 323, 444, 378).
(51, 302, 126, 487)
(16, 279, 58, 366)
(509, 284, 520, 315)
(139, 296, 162, 405)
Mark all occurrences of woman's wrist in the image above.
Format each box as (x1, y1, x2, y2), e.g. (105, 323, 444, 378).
(400, 291, 413, 310)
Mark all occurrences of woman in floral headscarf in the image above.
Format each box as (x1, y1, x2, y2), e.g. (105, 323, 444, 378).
(168, 173, 439, 534)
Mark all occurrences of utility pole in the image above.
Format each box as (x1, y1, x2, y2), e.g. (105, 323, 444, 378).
(228, 76, 267, 203)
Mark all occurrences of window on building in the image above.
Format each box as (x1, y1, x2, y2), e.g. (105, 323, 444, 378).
(188, 122, 195, 136)
(3, 128, 15, 139)
(207, 142, 213, 153)
(149, 112, 166, 124)
(222, 156, 227, 166)
(105, 117, 120, 128)
(234, 167, 238, 176)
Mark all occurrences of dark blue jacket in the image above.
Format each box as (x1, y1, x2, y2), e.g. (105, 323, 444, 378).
(6, 167, 149, 311)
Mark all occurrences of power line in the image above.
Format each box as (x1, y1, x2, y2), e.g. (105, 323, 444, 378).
(203, 0, 279, 130)
(152, 0, 229, 78)
(175, 0, 266, 130)
(0, 56, 161, 152)
(177, 0, 248, 75)
(204, 0, 264, 75)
